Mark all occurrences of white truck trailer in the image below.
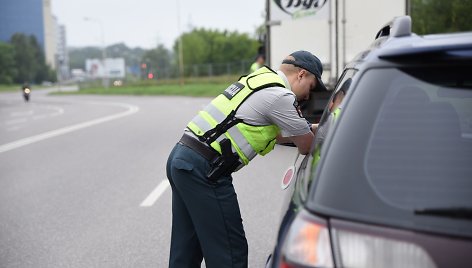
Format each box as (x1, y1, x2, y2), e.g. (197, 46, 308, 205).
(266, 0, 408, 87)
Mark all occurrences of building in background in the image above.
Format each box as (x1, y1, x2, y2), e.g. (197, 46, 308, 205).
(0, 0, 45, 48)
(42, 0, 56, 69)
(0, 0, 67, 74)
(56, 24, 70, 80)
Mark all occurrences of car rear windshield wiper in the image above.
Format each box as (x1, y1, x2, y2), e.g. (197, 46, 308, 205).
(414, 207, 472, 220)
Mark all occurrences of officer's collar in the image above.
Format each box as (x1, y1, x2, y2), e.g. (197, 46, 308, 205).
(276, 70, 291, 91)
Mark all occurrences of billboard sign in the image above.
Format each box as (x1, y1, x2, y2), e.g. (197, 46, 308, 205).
(86, 58, 125, 78)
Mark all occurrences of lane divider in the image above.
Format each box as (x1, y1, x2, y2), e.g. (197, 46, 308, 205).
(0, 102, 139, 154)
(140, 180, 170, 207)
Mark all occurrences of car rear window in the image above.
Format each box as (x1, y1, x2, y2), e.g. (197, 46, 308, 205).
(366, 67, 472, 210)
(309, 65, 472, 237)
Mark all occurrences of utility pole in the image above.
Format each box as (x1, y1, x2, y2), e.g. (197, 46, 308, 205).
(334, 0, 339, 80)
(176, 0, 184, 86)
(265, 0, 280, 67)
(84, 17, 108, 89)
(265, 0, 271, 67)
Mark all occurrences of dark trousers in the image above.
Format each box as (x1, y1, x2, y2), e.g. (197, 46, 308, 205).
(166, 143, 248, 268)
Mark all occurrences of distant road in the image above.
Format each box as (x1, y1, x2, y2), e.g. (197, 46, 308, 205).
(0, 88, 296, 267)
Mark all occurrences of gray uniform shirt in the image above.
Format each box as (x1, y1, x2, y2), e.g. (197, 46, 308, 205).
(236, 70, 311, 137)
(185, 71, 310, 139)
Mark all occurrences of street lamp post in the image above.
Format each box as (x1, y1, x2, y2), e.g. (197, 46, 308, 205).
(84, 17, 109, 88)
(265, 0, 281, 67)
(176, 0, 184, 86)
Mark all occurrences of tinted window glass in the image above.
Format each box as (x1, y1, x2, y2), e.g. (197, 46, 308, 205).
(366, 67, 472, 210)
(318, 69, 357, 126)
(315, 69, 356, 148)
(309, 65, 472, 236)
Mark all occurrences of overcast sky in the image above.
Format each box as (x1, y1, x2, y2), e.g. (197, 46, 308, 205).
(51, 0, 266, 49)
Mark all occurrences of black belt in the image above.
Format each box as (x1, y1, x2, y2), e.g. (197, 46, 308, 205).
(179, 134, 219, 161)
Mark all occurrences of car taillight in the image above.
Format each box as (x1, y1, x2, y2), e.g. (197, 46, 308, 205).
(277, 209, 436, 268)
(332, 228, 436, 268)
(279, 209, 334, 268)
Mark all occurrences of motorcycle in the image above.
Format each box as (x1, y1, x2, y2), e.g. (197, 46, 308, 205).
(22, 87, 31, 102)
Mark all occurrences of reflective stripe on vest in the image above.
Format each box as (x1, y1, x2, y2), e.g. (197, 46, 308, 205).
(187, 66, 286, 165)
(188, 105, 257, 161)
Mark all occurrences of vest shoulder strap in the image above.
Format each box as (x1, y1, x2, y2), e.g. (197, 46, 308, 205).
(245, 66, 286, 91)
(198, 66, 286, 144)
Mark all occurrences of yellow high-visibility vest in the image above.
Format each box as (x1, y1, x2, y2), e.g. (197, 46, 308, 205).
(187, 66, 286, 165)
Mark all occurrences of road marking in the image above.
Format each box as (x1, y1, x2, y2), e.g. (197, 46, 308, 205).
(140, 180, 170, 207)
(32, 115, 47, 120)
(10, 110, 33, 117)
(0, 102, 139, 154)
(6, 126, 23, 132)
(41, 105, 64, 117)
(462, 133, 472, 139)
(5, 118, 27, 125)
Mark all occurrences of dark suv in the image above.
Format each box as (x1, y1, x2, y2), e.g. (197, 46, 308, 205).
(268, 16, 472, 268)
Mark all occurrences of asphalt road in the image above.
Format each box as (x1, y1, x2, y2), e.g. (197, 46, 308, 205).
(0, 87, 298, 268)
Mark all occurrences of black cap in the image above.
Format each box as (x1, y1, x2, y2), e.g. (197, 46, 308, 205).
(255, 54, 265, 61)
(282, 50, 327, 91)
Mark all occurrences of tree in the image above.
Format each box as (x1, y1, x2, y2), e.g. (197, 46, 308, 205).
(412, 0, 472, 34)
(107, 43, 146, 68)
(30, 36, 54, 83)
(8, 33, 56, 84)
(10, 33, 38, 83)
(69, 46, 103, 69)
(68, 43, 147, 78)
(141, 44, 172, 79)
(173, 28, 260, 68)
(0, 42, 18, 84)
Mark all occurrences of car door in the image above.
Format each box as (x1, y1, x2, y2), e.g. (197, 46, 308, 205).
(268, 70, 357, 267)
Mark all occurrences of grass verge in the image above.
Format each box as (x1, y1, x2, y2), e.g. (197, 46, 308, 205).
(55, 83, 229, 97)
(1, 75, 242, 97)
(53, 75, 241, 97)
(0, 85, 21, 93)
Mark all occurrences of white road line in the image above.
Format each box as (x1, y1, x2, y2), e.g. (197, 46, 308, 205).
(5, 118, 27, 125)
(43, 105, 64, 117)
(32, 115, 47, 120)
(6, 126, 22, 132)
(10, 110, 34, 117)
(0, 102, 139, 154)
(140, 180, 170, 207)
(462, 133, 472, 139)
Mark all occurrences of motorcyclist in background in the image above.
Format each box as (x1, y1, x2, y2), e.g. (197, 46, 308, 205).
(21, 82, 31, 102)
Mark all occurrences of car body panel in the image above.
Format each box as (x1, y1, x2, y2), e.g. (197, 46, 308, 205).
(268, 16, 472, 268)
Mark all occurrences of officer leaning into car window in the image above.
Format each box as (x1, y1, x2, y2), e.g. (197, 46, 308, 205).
(249, 54, 265, 73)
(313, 77, 352, 162)
(166, 50, 327, 268)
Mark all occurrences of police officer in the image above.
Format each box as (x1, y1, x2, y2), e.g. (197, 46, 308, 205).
(314, 77, 352, 158)
(249, 54, 265, 73)
(166, 50, 327, 268)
